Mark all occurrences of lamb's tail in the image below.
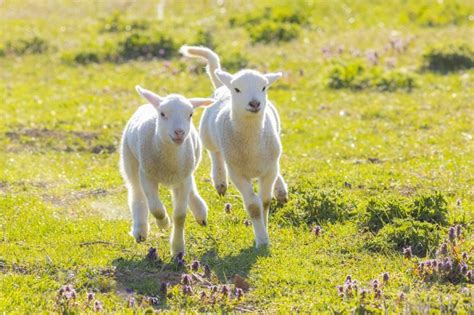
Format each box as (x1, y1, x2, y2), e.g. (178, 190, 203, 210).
(179, 45, 222, 89)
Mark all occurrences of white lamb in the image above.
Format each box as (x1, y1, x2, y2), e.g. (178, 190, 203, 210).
(180, 45, 288, 247)
(120, 85, 214, 256)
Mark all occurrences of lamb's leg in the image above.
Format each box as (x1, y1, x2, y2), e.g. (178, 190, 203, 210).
(188, 176, 208, 226)
(170, 177, 192, 256)
(209, 151, 227, 196)
(121, 146, 149, 242)
(139, 170, 170, 230)
(229, 170, 269, 247)
(273, 172, 288, 204)
(259, 165, 278, 229)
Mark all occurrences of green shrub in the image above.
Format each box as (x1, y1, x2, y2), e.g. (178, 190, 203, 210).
(192, 29, 216, 50)
(221, 52, 249, 72)
(117, 33, 177, 60)
(359, 197, 410, 233)
(366, 219, 440, 257)
(422, 44, 474, 73)
(249, 21, 299, 44)
(273, 184, 355, 226)
(229, 6, 308, 27)
(100, 13, 149, 33)
(72, 51, 102, 65)
(5, 36, 49, 55)
(410, 192, 448, 225)
(327, 61, 415, 92)
(405, 2, 470, 27)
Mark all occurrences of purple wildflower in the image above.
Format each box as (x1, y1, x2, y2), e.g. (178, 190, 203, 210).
(204, 264, 211, 278)
(128, 297, 135, 307)
(382, 272, 389, 282)
(467, 270, 473, 282)
(181, 273, 192, 285)
(160, 282, 168, 295)
(146, 247, 158, 260)
(403, 246, 412, 259)
(235, 288, 244, 300)
(372, 279, 379, 290)
(460, 263, 468, 274)
(191, 260, 200, 272)
(87, 292, 95, 302)
(462, 252, 468, 260)
(359, 288, 368, 299)
(94, 300, 103, 312)
(210, 285, 218, 293)
(440, 242, 448, 256)
(399, 292, 406, 301)
(366, 50, 379, 65)
(200, 291, 207, 301)
(456, 225, 462, 238)
(224, 203, 232, 213)
(221, 285, 230, 297)
(337, 285, 343, 293)
(374, 288, 382, 299)
(345, 275, 352, 283)
(182, 285, 193, 295)
(312, 225, 321, 236)
(148, 297, 159, 305)
(448, 226, 456, 242)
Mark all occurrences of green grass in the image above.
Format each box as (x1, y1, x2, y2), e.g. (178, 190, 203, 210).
(1, 0, 473, 313)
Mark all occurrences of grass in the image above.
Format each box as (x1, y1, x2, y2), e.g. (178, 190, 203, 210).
(1, 0, 473, 313)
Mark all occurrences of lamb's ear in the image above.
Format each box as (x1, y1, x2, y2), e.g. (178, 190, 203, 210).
(188, 98, 216, 108)
(135, 85, 162, 108)
(264, 72, 283, 86)
(214, 70, 233, 88)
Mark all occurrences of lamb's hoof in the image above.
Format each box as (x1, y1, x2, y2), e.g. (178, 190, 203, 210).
(156, 216, 171, 230)
(215, 183, 227, 196)
(131, 224, 148, 243)
(274, 189, 288, 204)
(199, 219, 207, 227)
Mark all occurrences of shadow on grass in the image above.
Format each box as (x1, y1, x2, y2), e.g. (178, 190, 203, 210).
(200, 245, 270, 282)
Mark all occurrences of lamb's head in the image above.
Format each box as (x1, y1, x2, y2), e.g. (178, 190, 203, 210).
(136, 86, 214, 145)
(215, 69, 282, 116)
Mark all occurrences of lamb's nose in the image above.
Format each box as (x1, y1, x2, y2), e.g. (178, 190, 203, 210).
(174, 129, 185, 137)
(249, 100, 261, 108)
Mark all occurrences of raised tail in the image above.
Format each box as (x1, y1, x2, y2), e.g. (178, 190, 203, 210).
(179, 45, 222, 89)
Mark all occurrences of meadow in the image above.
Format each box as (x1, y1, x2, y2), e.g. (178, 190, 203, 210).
(0, 0, 473, 313)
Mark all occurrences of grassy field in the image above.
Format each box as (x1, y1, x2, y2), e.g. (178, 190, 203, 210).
(1, 0, 473, 313)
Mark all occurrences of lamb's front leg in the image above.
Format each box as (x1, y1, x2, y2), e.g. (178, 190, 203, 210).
(229, 170, 269, 247)
(259, 165, 278, 229)
(139, 170, 170, 229)
(188, 176, 209, 226)
(209, 151, 227, 196)
(170, 178, 192, 256)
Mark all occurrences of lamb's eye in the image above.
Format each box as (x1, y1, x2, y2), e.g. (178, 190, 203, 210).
(234, 88, 241, 93)
(160, 112, 165, 118)
(262, 86, 266, 92)
(189, 113, 193, 118)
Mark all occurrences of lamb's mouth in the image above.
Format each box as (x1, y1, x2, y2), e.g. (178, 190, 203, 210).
(171, 137, 185, 144)
(246, 107, 261, 113)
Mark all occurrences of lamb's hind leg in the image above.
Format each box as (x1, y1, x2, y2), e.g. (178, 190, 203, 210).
(209, 151, 227, 196)
(259, 165, 278, 229)
(188, 176, 208, 226)
(139, 170, 170, 230)
(273, 171, 288, 204)
(121, 146, 149, 242)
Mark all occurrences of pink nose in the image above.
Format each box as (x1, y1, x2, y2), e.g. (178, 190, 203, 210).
(249, 100, 261, 109)
(174, 129, 185, 137)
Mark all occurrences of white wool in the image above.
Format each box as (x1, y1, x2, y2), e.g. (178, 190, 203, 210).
(120, 86, 213, 256)
(180, 46, 288, 247)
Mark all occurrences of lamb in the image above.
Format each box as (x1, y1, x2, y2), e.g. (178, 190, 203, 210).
(120, 85, 214, 256)
(180, 45, 288, 247)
